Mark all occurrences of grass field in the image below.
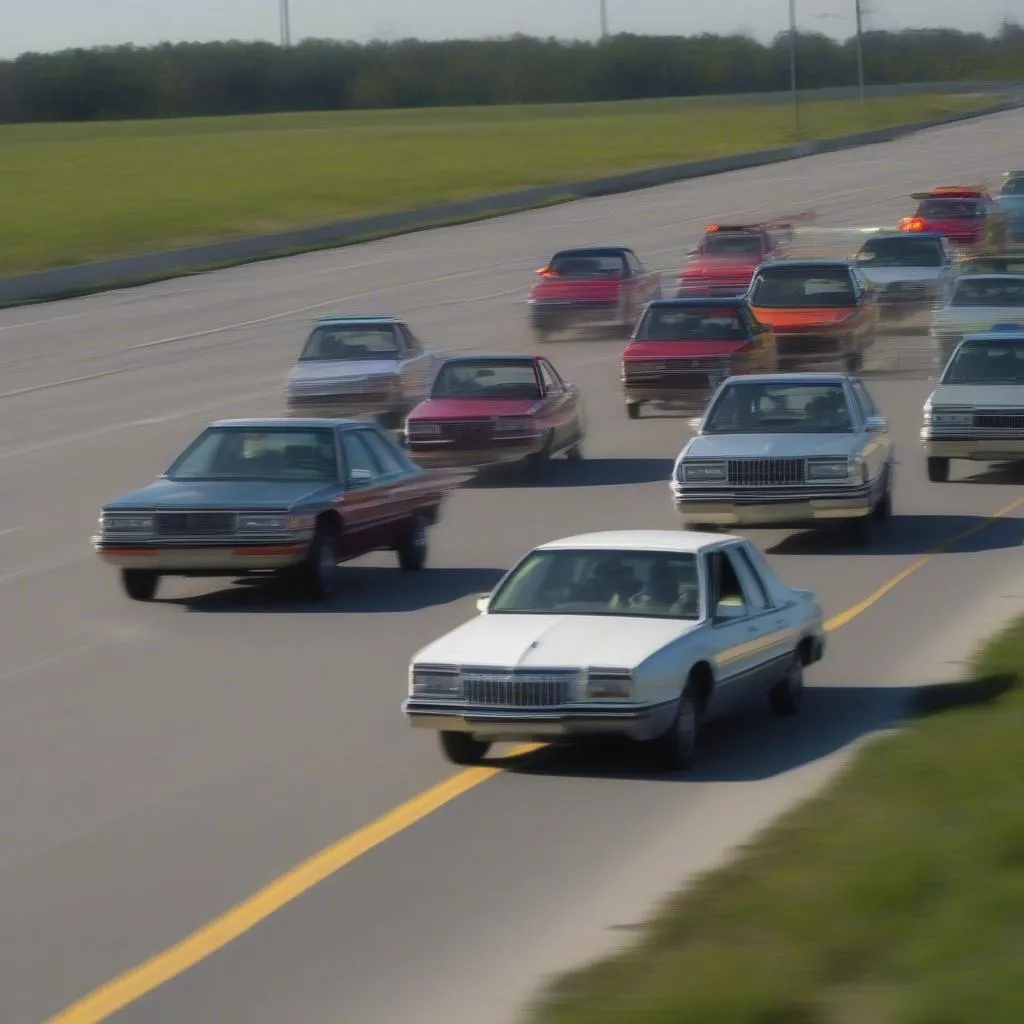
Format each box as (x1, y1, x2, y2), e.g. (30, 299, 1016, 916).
(0, 92, 997, 277)
(526, 617, 1024, 1024)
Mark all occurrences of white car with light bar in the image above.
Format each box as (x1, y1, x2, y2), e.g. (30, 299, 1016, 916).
(921, 328, 1024, 482)
(930, 274, 1024, 367)
(402, 530, 826, 771)
(671, 373, 894, 545)
(852, 231, 958, 316)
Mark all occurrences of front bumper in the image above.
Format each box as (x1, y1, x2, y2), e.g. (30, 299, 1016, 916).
(402, 697, 678, 743)
(404, 436, 544, 468)
(622, 383, 717, 410)
(93, 539, 310, 573)
(672, 484, 873, 525)
(286, 393, 401, 418)
(529, 300, 625, 331)
(922, 436, 1024, 462)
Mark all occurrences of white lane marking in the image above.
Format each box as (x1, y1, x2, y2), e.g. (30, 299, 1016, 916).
(0, 527, 22, 537)
(0, 554, 82, 587)
(0, 628, 143, 684)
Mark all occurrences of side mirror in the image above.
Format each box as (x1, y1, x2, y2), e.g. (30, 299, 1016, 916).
(864, 415, 888, 434)
(475, 594, 490, 613)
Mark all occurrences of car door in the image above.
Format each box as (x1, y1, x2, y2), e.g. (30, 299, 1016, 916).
(356, 424, 420, 540)
(337, 427, 391, 556)
(537, 358, 577, 450)
(703, 544, 780, 712)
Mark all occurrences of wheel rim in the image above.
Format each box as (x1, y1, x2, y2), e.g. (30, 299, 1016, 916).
(317, 538, 335, 590)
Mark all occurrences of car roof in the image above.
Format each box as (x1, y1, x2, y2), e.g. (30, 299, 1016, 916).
(437, 353, 537, 364)
(210, 417, 366, 429)
(861, 231, 945, 241)
(720, 372, 852, 385)
(550, 245, 631, 257)
(645, 297, 746, 308)
(312, 315, 400, 326)
(960, 330, 1024, 342)
(755, 258, 852, 270)
(536, 529, 742, 554)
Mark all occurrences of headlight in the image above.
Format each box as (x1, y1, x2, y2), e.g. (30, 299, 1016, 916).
(100, 513, 154, 532)
(494, 417, 537, 435)
(407, 421, 441, 436)
(930, 409, 973, 426)
(806, 459, 850, 480)
(681, 461, 727, 482)
(410, 666, 462, 698)
(586, 669, 634, 700)
(238, 514, 298, 532)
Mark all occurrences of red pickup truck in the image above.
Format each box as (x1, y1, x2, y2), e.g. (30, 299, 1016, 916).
(527, 245, 662, 341)
(897, 186, 994, 249)
(676, 223, 792, 298)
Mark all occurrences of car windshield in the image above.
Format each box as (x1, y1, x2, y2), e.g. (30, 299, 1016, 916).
(949, 278, 1024, 307)
(916, 198, 983, 218)
(749, 267, 856, 307)
(430, 360, 542, 399)
(166, 427, 339, 482)
(703, 381, 854, 434)
(856, 237, 943, 267)
(634, 306, 749, 340)
(547, 251, 626, 277)
(1000, 177, 1024, 196)
(942, 340, 1024, 384)
(701, 233, 763, 257)
(488, 548, 701, 620)
(299, 323, 399, 361)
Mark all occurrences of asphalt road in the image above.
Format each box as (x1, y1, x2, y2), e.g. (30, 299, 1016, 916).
(3, 107, 1024, 1024)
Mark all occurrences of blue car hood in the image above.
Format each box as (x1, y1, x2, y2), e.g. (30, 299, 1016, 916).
(104, 479, 337, 511)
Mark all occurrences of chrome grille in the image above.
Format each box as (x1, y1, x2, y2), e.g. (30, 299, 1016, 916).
(460, 669, 576, 707)
(436, 420, 494, 438)
(154, 512, 237, 536)
(727, 458, 806, 486)
(973, 411, 1024, 430)
(289, 376, 391, 396)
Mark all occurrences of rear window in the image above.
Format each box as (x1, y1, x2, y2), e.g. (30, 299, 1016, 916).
(635, 306, 750, 340)
(916, 198, 984, 218)
(963, 259, 1024, 276)
(701, 233, 764, 257)
(856, 237, 943, 267)
(749, 267, 856, 307)
(548, 251, 626, 277)
(300, 323, 399, 360)
(950, 279, 1024, 307)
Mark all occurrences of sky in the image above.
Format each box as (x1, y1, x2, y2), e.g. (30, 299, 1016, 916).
(2, 0, 1020, 59)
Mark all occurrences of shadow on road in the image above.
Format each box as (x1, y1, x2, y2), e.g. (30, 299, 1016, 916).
(764, 512, 1024, 556)
(496, 674, 1014, 783)
(168, 565, 505, 614)
(958, 462, 1024, 486)
(466, 457, 674, 489)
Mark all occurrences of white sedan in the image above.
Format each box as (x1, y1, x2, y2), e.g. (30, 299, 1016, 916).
(931, 274, 1024, 367)
(402, 530, 826, 771)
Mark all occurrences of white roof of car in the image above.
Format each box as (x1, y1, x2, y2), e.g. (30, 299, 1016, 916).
(536, 529, 740, 554)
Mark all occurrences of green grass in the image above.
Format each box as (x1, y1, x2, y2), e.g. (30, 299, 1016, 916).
(526, 618, 1024, 1024)
(0, 92, 998, 277)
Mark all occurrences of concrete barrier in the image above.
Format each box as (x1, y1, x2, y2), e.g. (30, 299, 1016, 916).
(2, 86, 1022, 307)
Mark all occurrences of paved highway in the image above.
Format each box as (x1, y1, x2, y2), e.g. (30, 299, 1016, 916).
(3, 107, 1024, 1024)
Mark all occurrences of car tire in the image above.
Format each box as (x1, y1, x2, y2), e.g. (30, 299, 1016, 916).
(294, 525, 337, 601)
(121, 569, 159, 602)
(927, 457, 950, 483)
(769, 654, 804, 715)
(396, 514, 429, 572)
(626, 402, 641, 420)
(646, 683, 701, 772)
(439, 731, 491, 765)
(874, 476, 893, 520)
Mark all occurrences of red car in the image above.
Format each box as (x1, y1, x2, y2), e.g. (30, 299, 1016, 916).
(676, 223, 788, 298)
(403, 354, 585, 471)
(898, 186, 994, 248)
(620, 298, 778, 419)
(527, 246, 661, 340)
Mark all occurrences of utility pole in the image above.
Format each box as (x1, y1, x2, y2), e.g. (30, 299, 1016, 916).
(600, 0, 608, 39)
(280, 0, 291, 47)
(788, 0, 800, 132)
(854, 0, 865, 103)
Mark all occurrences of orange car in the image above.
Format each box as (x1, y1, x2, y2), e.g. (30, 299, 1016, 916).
(747, 259, 878, 372)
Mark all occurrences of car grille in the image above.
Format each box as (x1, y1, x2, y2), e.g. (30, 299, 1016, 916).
(460, 668, 576, 707)
(435, 420, 494, 438)
(973, 410, 1024, 430)
(289, 377, 391, 396)
(727, 458, 806, 486)
(154, 512, 237, 536)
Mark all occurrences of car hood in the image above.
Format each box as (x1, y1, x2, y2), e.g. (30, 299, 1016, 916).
(683, 432, 863, 458)
(933, 307, 1024, 329)
(104, 479, 337, 511)
(929, 384, 1024, 408)
(858, 266, 945, 284)
(408, 398, 542, 420)
(413, 614, 700, 671)
(287, 358, 400, 383)
(749, 307, 858, 328)
(624, 339, 749, 360)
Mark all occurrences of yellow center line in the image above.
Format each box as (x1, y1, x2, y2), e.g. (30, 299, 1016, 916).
(45, 496, 1024, 1024)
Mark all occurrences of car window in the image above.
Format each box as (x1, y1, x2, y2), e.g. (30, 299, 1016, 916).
(749, 267, 857, 308)
(950, 278, 1024, 307)
(707, 549, 748, 618)
(704, 381, 853, 434)
(166, 427, 339, 482)
(539, 361, 562, 393)
(851, 380, 877, 419)
(400, 326, 423, 353)
(702, 233, 764, 257)
(340, 431, 383, 487)
(548, 251, 627, 278)
(625, 251, 644, 274)
(942, 339, 1024, 384)
(431, 360, 541, 399)
(299, 323, 400, 361)
(917, 198, 984, 218)
(358, 428, 407, 476)
(726, 546, 769, 613)
(635, 305, 750, 341)
(855, 237, 944, 268)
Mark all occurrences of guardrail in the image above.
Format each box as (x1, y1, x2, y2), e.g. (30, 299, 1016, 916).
(2, 85, 1023, 308)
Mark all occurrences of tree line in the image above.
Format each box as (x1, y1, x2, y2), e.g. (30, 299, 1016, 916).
(2, 23, 1023, 123)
